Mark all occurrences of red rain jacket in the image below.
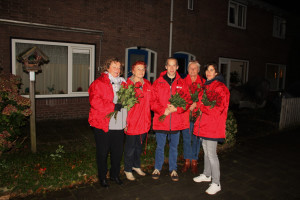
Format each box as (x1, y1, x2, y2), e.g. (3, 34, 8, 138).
(125, 78, 152, 135)
(193, 79, 230, 139)
(151, 71, 192, 131)
(88, 73, 115, 132)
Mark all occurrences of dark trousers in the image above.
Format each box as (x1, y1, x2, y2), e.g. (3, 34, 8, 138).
(93, 128, 124, 180)
(124, 133, 146, 172)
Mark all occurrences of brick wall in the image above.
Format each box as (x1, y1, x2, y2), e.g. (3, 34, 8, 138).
(0, 0, 291, 120)
(36, 97, 89, 120)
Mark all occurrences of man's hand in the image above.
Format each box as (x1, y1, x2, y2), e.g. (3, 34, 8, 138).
(167, 104, 177, 113)
(164, 107, 171, 116)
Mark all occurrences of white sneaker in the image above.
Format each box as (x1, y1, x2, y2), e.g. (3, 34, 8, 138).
(132, 167, 146, 176)
(193, 174, 212, 183)
(206, 183, 221, 195)
(124, 171, 136, 181)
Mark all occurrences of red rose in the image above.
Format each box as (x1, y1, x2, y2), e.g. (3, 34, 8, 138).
(134, 81, 142, 88)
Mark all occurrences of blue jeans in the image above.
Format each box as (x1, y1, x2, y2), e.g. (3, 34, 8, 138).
(154, 132, 180, 172)
(181, 122, 202, 160)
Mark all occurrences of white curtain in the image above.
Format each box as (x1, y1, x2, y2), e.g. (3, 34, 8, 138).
(16, 43, 68, 95)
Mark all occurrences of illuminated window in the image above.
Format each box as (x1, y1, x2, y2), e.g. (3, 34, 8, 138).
(12, 39, 95, 97)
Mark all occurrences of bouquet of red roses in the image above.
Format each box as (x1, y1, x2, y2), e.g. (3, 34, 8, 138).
(106, 81, 143, 120)
(158, 90, 189, 122)
(201, 88, 220, 109)
(189, 83, 202, 122)
(190, 82, 202, 102)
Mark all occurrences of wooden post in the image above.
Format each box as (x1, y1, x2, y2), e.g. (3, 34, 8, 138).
(29, 71, 36, 153)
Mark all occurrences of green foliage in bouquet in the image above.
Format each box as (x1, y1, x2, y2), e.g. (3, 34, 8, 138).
(169, 92, 187, 109)
(0, 72, 31, 156)
(190, 83, 201, 102)
(106, 82, 141, 120)
(201, 89, 216, 109)
(159, 92, 187, 122)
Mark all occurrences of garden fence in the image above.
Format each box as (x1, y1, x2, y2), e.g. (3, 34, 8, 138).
(279, 97, 300, 130)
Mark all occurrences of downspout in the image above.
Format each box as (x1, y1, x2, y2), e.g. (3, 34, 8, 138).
(169, 0, 174, 57)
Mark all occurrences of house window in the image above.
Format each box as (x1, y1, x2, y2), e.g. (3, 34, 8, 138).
(265, 64, 286, 91)
(228, 0, 247, 29)
(125, 47, 157, 83)
(173, 52, 196, 78)
(188, 0, 194, 10)
(11, 39, 95, 98)
(219, 57, 249, 89)
(273, 16, 286, 39)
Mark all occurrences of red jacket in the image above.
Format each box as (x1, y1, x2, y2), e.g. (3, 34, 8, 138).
(193, 79, 230, 139)
(183, 75, 206, 125)
(151, 71, 192, 131)
(125, 78, 152, 135)
(88, 73, 115, 132)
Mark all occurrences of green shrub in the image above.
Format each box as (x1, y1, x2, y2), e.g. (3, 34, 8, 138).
(224, 110, 238, 146)
(0, 72, 31, 156)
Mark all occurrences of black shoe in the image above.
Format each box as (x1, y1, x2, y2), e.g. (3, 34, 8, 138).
(110, 177, 123, 185)
(99, 179, 109, 188)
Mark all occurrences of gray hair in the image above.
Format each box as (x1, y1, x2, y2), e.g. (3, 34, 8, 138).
(188, 60, 201, 72)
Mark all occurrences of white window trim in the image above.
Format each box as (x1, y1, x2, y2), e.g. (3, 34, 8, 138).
(273, 16, 286, 39)
(125, 47, 157, 81)
(188, 0, 194, 10)
(218, 57, 249, 88)
(11, 39, 95, 98)
(228, 0, 247, 30)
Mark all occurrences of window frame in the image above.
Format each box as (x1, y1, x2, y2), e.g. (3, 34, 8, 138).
(125, 47, 157, 82)
(265, 63, 286, 91)
(11, 38, 95, 98)
(218, 57, 249, 89)
(228, 0, 247, 30)
(188, 0, 194, 10)
(173, 51, 196, 78)
(273, 16, 286, 39)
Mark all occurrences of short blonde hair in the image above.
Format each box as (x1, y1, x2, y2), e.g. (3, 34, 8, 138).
(188, 60, 201, 72)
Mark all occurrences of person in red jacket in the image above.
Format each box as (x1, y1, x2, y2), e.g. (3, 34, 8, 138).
(151, 57, 192, 182)
(192, 63, 230, 195)
(88, 57, 127, 187)
(181, 60, 206, 174)
(123, 61, 152, 181)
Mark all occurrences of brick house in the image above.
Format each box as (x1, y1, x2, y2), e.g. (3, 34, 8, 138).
(0, 0, 294, 120)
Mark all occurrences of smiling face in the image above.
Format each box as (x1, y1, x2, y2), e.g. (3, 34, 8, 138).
(107, 61, 121, 77)
(205, 65, 218, 81)
(165, 58, 178, 78)
(188, 63, 200, 78)
(132, 64, 146, 80)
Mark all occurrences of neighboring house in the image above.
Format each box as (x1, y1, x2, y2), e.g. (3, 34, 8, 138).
(0, 0, 294, 120)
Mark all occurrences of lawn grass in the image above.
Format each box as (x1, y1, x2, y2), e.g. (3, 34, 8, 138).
(0, 129, 186, 199)
(0, 139, 98, 198)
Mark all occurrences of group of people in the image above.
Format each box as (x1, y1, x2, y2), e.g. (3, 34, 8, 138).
(88, 57, 230, 195)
